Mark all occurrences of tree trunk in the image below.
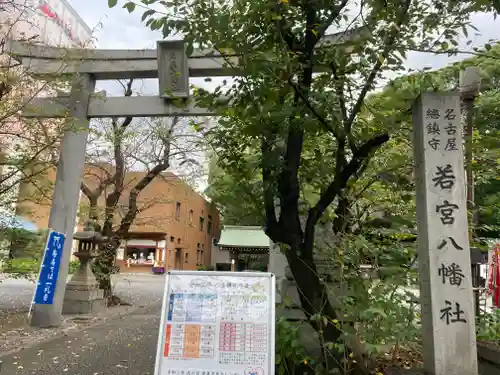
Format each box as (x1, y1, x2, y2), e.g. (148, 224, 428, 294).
(285, 242, 345, 373)
(97, 271, 112, 298)
(93, 239, 119, 299)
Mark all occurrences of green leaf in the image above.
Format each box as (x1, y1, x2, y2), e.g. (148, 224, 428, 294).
(151, 19, 163, 30)
(123, 2, 136, 13)
(282, 296, 292, 307)
(108, 0, 118, 8)
(365, 307, 388, 318)
(185, 43, 194, 57)
(275, 354, 281, 365)
(141, 9, 155, 21)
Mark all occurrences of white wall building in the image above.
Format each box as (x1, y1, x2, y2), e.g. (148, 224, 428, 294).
(0, 0, 92, 242)
(2, 0, 92, 47)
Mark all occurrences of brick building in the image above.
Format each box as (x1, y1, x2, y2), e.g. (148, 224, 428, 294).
(17, 166, 221, 273)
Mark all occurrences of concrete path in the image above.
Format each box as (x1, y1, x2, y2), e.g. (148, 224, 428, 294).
(0, 303, 161, 375)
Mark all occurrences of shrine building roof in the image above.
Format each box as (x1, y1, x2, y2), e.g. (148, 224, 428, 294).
(218, 226, 270, 249)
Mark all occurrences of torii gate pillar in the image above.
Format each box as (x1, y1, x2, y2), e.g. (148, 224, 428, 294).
(31, 74, 96, 327)
(28, 39, 194, 327)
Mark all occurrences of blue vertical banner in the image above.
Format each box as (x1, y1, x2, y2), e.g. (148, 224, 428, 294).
(167, 293, 175, 321)
(33, 230, 66, 305)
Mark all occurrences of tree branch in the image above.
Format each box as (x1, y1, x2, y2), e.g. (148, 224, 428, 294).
(313, 0, 349, 46)
(303, 133, 390, 255)
(101, 79, 135, 233)
(79, 79, 134, 215)
(115, 116, 179, 236)
(287, 76, 339, 137)
(330, 63, 348, 124)
(261, 134, 279, 240)
(343, 0, 412, 150)
(80, 182, 93, 201)
(116, 161, 170, 236)
(276, 2, 318, 248)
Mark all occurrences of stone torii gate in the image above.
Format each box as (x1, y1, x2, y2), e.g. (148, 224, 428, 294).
(7, 30, 357, 328)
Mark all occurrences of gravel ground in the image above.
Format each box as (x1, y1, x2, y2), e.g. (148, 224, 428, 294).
(0, 274, 166, 363)
(0, 303, 161, 375)
(0, 304, 138, 355)
(0, 274, 166, 315)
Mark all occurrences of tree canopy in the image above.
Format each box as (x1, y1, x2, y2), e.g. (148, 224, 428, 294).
(207, 38, 500, 237)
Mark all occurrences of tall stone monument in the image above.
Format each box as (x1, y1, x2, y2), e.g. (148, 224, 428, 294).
(412, 91, 478, 375)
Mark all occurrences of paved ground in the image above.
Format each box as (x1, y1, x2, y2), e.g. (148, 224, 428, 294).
(0, 303, 161, 375)
(0, 274, 165, 374)
(0, 274, 166, 315)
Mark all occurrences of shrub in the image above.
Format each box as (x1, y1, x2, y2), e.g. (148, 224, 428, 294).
(69, 260, 80, 274)
(1, 257, 40, 281)
(477, 308, 500, 344)
(197, 264, 215, 271)
(0, 258, 81, 280)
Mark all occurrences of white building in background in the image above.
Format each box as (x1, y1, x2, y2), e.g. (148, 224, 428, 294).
(2, 0, 92, 47)
(0, 0, 92, 238)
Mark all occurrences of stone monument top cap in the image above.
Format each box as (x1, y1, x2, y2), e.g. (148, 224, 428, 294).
(73, 230, 106, 243)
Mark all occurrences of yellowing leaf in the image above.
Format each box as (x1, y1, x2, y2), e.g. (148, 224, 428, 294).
(282, 295, 293, 307)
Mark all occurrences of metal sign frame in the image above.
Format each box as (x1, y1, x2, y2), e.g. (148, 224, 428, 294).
(154, 270, 276, 375)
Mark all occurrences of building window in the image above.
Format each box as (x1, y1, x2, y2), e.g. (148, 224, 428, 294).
(197, 242, 200, 248)
(207, 215, 212, 234)
(175, 202, 181, 220)
(189, 210, 194, 225)
(184, 252, 188, 262)
(170, 236, 175, 242)
(177, 238, 181, 244)
(197, 249, 204, 264)
(199, 217, 204, 231)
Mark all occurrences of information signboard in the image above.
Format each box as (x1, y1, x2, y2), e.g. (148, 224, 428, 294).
(33, 230, 66, 305)
(154, 271, 276, 375)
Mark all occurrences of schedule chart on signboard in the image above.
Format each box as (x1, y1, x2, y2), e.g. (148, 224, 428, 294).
(155, 272, 275, 375)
